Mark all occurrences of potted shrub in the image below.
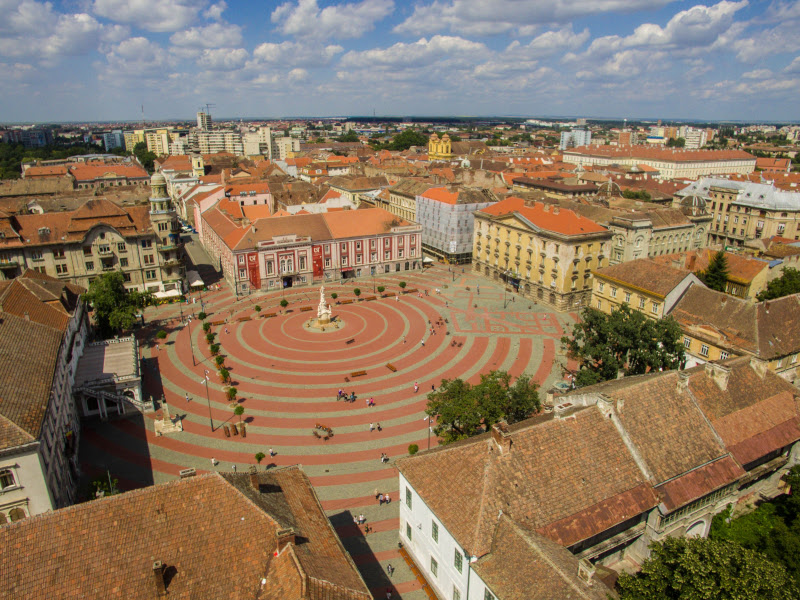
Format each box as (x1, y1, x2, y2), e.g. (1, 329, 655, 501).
(202, 322, 211, 333)
(205, 332, 215, 344)
(198, 311, 207, 321)
(234, 404, 245, 423)
(254, 305, 261, 313)
(353, 288, 361, 301)
(210, 343, 220, 356)
(377, 285, 385, 295)
(408, 444, 419, 455)
(331, 292, 338, 303)
(279, 299, 288, 313)
(226, 387, 238, 402)
(156, 330, 167, 340)
(214, 355, 225, 368)
(219, 367, 230, 383)
(255, 451, 266, 469)
(399, 281, 407, 292)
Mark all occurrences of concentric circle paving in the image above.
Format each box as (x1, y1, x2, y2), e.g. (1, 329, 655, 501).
(80, 265, 578, 599)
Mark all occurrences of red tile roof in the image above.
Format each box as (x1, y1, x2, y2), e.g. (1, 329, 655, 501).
(69, 163, 148, 181)
(24, 166, 69, 178)
(480, 196, 607, 236)
(652, 249, 769, 285)
(656, 456, 744, 511)
(565, 145, 755, 163)
(323, 208, 411, 239)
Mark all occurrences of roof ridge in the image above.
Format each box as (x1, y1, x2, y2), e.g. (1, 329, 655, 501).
(470, 441, 497, 556)
(0, 413, 36, 445)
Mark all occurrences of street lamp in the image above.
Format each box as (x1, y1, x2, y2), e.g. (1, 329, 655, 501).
(202, 370, 213, 431)
(187, 320, 195, 366)
(503, 270, 511, 309)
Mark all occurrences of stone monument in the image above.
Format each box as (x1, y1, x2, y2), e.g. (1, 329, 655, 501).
(317, 285, 332, 325)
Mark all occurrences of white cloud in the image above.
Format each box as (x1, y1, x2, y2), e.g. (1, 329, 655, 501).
(100, 36, 171, 82)
(203, 1, 227, 21)
(394, 0, 676, 36)
(506, 26, 590, 59)
(170, 22, 243, 49)
(288, 67, 309, 82)
(785, 56, 800, 73)
(340, 35, 485, 68)
(741, 68, 773, 79)
(252, 41, 343, 67)
(92, 0, 200, 32)
(271, 0, 394, 39)
(196, 47, 247, 70)
(731, 21, 800, 62)
(576, 49, 667, 80)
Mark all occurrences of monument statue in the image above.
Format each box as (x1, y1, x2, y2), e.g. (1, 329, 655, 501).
(317, 285, 332, 324)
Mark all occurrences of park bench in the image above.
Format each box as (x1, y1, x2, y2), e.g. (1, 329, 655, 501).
(340, 299, 353, 305)
(300, 306, 313, 312)
(345, 339, 355, 345)
(386, 363, 397, 372)
(237, 316, 251, 322)
(364, 296, 376, 301)
(263, 312, 276, 318)
(210, 320, 225, 326)
(179, 468, 196, 479)
(351, 370, 367, 378)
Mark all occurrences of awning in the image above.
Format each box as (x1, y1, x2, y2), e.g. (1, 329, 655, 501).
(186, 270, 204, 288)
(153, 289, 182, 299)
(422, 256, 435, 264)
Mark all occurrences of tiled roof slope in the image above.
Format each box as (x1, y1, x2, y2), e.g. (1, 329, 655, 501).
(0, 280, 69, 331)
(756, 294, 800, 358)
(472, 517, 612, 600)
(480, 196, 607, 236)
(323, 208, 412, 239)
(566, 145, 754, 162)
(233, 214, 331, 250)
(397, 407, 657, 555)
(0, 469, 371, 600)
(0, 312, 62, 447)
(652, 249, 768, 284)
(593, 259, 693, 298)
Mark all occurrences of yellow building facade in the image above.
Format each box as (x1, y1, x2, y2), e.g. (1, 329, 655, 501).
(427, 133, 452, 160)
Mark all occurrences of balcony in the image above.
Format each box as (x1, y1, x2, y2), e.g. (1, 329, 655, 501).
(162, 257, 185, 268)
(0, 259, 20, 269)
(97, 247, 113, 255)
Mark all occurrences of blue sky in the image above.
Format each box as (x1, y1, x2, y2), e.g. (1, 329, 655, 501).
(1, 0, 799, 123)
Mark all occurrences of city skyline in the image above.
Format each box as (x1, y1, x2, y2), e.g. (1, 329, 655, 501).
(1, 0, 799, 123)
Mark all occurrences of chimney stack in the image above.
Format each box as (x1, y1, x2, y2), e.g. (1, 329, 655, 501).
(249, 466, 259, 491)
(152, 561, 167, 597)
(276, 527, 296, 552)
(676, 371, 690, 393)
(490, 420, 512, 454)
(704, 361, 731, 391)
(750, 356, 768, 379)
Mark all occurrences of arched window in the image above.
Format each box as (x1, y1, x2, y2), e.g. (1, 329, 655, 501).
(9, 507, 26, 522)
(0, 469, 15, 490)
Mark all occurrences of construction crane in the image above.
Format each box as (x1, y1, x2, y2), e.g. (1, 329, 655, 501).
(204, 103, 216, 115)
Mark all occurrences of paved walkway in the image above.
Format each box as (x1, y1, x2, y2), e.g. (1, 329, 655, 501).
(80, 264, 578, 599)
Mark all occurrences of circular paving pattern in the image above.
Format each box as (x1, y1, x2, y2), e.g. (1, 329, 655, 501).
(80, 265, 578, 599)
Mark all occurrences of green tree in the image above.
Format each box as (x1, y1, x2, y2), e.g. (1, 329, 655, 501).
(219, 367, 230, 383)
(758, 268, 800, 301)
(205, 332, 215, 344)
(330, 292, 338, 301)
(408, 444, 419, 455)
(666, 136, 686, 148)
(202, 322, 211, 333)
(353, 287, 361, 300)
(198, 311, 207, 320)
(84, 271, 152, 338)
(279, 298, 288, 311)
(617, 536, 799, 600)
(210, 343, 220, 356)
(234, 404, 244, 423)
(562, 305, 685, 387)
(385, 129, 429, 151)
(255, 451, 266, 468)
(132, 141, 157, 172)
(621, 189, 652, 201)
(226, 387, 238, 402)
(214, 355, 225, 367)
(336, 130, 360, 143)
(254, 304, 261, 312)
(425, 371, 539, 444)
(377, 285, 385, 294)
(156, 330, 167, 340)
(399, 281, 406, 290)
(698, 251, 729, 292)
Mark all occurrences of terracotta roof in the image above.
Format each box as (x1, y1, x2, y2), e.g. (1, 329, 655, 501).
(656, 456, 744, 511)
(226, 183, 271, 196)
(480, 196, 608, 236)
(397, 407, 656, 556)
(323, 208, 412, 239)
(233, 214, 330, 250)
(25, 166, 69, 178)
(242, 204, 272, 221)
(0, 469, 371, 599)
(756, 294, 800, 358)
(565, 145, 755, 163)
(471, 517, 611, 600)
(157, 155, 192, 171)
(69, 163, 148, 182)
(0, 312, 63, 448)
(593, 258, 694, 298)
(327, 175, 388, 192)
(651, 250, 769, 285)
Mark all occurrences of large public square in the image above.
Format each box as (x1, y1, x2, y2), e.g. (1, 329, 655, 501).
(80, 264, 577, 599)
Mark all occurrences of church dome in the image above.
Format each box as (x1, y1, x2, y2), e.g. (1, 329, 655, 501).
(150, 172, 167, 186)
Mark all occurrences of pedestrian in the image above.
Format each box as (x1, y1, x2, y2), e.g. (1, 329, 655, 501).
(386, 588, 392, 599)
(156, 343, 160, 352)
(351, 392, 356, 402)
(403, 336, 406, 344)
(395, 294, 399, 302)
(387, 564, 394, 577)
(375, 488, 380, 499)
(185, 393, 190, 403)
(369, 422, 374, 432)
(385, 493, 391, 504)
(445, 301, 448, 307)
(225, 327, 229, 334)
(432, 384, 435, 392)
(377, 422, 382, 431)
(414, 381, 419, 393)
(421, 339, 425, 347)
(232, 464, 236, 473)
(379, 494, 384, 505)
(269, 448, 275, 457)
(211, 457, 218, 466)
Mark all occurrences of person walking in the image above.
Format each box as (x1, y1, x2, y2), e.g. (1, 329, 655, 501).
(377, 422, 382, 431)
(269, 448, 275, 458)
(378, 493, 384, 505)
(369, 422, 374, 432)
(211, 457, 218, 467)
(185, 392, 190, 403)
(232, 464, 236, 473)
(387, 564, 394, 577)
(421, 338, 425, 347)
(414, 381, 419, 393)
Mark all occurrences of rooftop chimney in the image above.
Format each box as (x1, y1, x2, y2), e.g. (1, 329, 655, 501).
(750, 356, 768, 379)
(577, 558, 596, 585)
(276, 527, 296, 552)
(152, 561, 167, 597)
(676, 371, 690, 393)
(490, 420, 512, 454)
(704, 361, 731, 391)
(249, 466, 259, 491)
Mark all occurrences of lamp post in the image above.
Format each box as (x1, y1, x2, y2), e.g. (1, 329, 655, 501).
(202, 370, 213, 432)
(187, 320, 195, 366)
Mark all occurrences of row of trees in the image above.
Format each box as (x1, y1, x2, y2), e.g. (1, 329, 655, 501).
(0, 140, 105, 180)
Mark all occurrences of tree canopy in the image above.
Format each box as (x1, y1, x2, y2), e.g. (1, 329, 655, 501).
(84, 271, 152, 338)
(698, 251, 729, 292)
(562, 305, 685, 387)
(375, 129, 429, 151)
(617, 536, 799, 600)
(666, 137, 686, 147)
(0, 140, 104, 180)
(621, 189, 652, 201)
(132, 141, 157, 172)
(757, 267, 800, 301)
(336, 130, 360, 143)
(425, 370, 539, 444)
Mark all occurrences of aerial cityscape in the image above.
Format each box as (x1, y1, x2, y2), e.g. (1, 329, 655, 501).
(1, 1, 800, 599)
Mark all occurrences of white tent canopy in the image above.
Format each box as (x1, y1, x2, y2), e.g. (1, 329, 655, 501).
(422, 256, 435, 264)
(186, 270, 204, 288)
(153, 289, 181, 299)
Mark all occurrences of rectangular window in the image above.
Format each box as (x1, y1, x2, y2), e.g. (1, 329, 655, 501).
(341, 243, 347, 251)
(610, 287, 617, 298)
(55, 264, 68, 274)
(431, 521, 439, 543)
(267, 261, 274, 274)
(98, 244, 110, 253)
(145, 270, 156, 280)
(430, 557, 438, 578)
(0, 469, 16, 489)
(792, 355, 798, 365)
(624, 292, 631, 303)
(158, 222, 169, 231)
(406, 488, 412, 508)
(399, 249, 404, 258)
(341, 256, 348, 266)
(356, 255, 362, 264)
(53, 249, 65, 259)
(484, 590, 496, 600)
(324, 258, 331, 268)
(454, 549, 463, 573)
(356, 241, 361, 250)
(596, 300, 602, 309)
(122, 272, 131, 282)
(651, 302, 659, 314)
(371, 252, 377, 262)
(406, 523, 412, 541)
(700, 344, 709, 357)
(639, 297, 646, 309)
(141, 239, 152, 249)
(598, 282, 604, 292)
(85, 261, 94, 271)
(239, 269, 246, 279)
(299, 256, 306, 270)
(31, 250, 43, 261)
(684, 337, 691, 349)
(144, 254, 154, 265)
(720, 351, 729, 360)
(118, 243, 126, 252)
(238, 255, 245, 265)
(385, 251, 391, 260)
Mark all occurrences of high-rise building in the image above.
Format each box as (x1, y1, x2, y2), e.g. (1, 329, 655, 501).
(101, 130, 124, 151)
(559, 129, 592, 150)
(197, 112, 212, 131)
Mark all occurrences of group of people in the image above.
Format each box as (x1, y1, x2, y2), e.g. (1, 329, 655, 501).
(379, 452, 389, 463)
(337, 389, 357, 402)
(369, 422, 382, 432)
